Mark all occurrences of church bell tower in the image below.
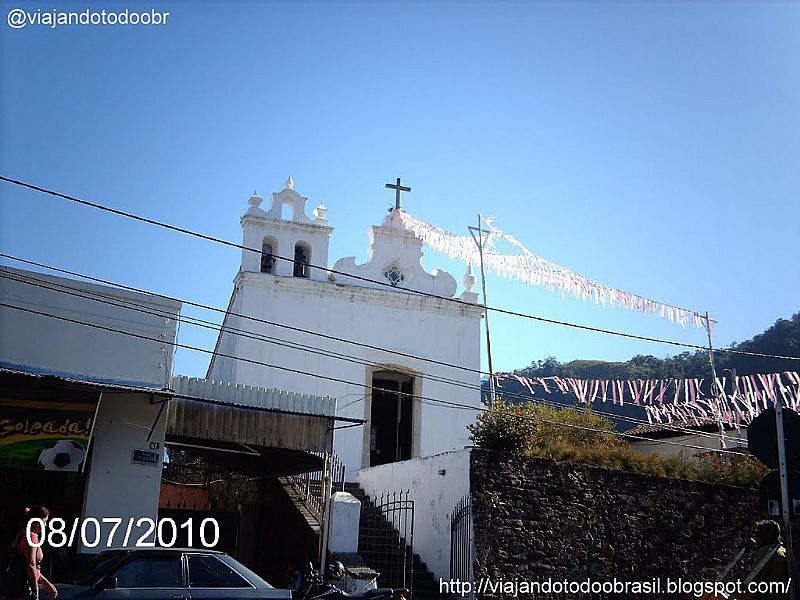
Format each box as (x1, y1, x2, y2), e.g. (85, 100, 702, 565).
(240, 177, 333, 281)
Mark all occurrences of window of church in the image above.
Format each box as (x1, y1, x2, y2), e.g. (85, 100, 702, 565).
(384, 265, 404, 286)
(261, 240, 275, 274)
(294, 243, 310, 278)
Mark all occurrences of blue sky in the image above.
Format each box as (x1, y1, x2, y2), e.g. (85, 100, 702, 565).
(1, 0, 798, 378)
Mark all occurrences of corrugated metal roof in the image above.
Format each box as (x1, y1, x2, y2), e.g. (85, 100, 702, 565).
(0, 366, 362, 423)
(171, 375, 337, 418)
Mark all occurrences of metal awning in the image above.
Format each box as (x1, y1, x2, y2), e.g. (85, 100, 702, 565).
(165, 396, 334, 453)
(165, 437, 325, 478)
(1, 368, 363, 460)
(165, 376, 361, 454)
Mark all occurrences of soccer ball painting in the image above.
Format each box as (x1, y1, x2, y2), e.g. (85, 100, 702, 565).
(37, 439, 87, 472)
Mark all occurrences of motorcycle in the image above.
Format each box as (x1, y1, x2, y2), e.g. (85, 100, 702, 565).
(298, 562, 410, 600)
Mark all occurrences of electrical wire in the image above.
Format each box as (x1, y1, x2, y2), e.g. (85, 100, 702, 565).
(0, 270, 480, 393)
(5, 175, 796, 361)
(0, 256, 782, 444)
(0, 299, 752, 457)
(0, 253, 484, 377)
(337, 396, 368, 411)
(0, 265, 771, 443)
(0, 177, 790, 444)
(0, 267, 751, 443)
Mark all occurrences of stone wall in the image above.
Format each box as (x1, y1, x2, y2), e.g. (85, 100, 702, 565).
(470, 450, 763, 599)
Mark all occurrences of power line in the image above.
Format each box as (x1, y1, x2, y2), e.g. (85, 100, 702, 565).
(485, 374, 748, 444)
(4, 175, 792, 359)
(0, 258, 784, 446)
(0, 265, 757, 443)
(0, 253, 485, 378)
(0, 269, 480, 393)
(0, 176, 793, 441)
(0, 258, 783, 444)
(0, 299, 752, 457)
(516, 395, 747, 444)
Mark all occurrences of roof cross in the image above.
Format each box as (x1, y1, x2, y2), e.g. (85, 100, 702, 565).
(385, 177, 411, 210)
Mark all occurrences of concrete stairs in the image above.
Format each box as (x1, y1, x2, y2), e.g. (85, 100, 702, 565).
(344, 483, 447, 600)
(277, 476, 322, 535)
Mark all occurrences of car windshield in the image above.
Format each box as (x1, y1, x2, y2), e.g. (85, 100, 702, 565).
(75, 550, 128, 585)
(217, 554, 271, 588)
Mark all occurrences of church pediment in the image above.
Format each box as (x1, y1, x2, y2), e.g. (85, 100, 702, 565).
(330, 210, 457, 297)
(244, 177, 329, 227)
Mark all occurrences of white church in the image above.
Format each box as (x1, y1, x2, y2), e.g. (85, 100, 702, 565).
(207, 177, 484, 479)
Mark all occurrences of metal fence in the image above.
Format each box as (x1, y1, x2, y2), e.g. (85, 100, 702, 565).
(450, 494, 473, 595)
(287, 451, 346, 523)
(360, 490, 415, 593)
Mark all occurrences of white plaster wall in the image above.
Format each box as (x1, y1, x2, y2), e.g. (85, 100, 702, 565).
(207, 274, 482, 478)
(241, 217, 332, 282)
(0, 267, 180, 388)
(630, 430, 747, 461)
(331, 224, 456, 297)
(80, 391, 166, 553)
(329, 492, 361, 554)
(209, 281, 245, 383)
(356, 450, 471, 582)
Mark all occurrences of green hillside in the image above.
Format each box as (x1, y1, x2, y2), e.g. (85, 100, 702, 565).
(517, 311, 800, 380)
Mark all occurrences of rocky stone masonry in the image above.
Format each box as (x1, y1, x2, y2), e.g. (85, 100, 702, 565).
(470, 450, 763, 599)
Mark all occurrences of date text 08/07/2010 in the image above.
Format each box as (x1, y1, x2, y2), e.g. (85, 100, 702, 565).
(25, 517, 219, 549)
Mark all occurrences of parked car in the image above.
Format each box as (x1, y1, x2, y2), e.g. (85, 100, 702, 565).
(56, 548, 292, 599)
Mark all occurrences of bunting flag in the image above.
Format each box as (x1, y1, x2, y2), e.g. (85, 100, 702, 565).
(394, 209, 707, 328)
(499, 371, 800, 427)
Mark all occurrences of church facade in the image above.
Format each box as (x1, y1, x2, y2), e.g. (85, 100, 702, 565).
(207, 179, 483, 477)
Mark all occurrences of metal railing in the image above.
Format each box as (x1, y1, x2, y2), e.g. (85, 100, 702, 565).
(360, 490, 415, 593)
(450, 494, 473, 598)
(287, 451, 346, 523)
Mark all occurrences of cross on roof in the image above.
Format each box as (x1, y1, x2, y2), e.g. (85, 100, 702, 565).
(385, 177, 411, 210)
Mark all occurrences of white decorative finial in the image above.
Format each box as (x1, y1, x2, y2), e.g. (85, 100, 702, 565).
(286, 176, 294, 190)
(248, 190, 263, 208)
(463, 263, 476, 293)
(314, 202, 328, 220)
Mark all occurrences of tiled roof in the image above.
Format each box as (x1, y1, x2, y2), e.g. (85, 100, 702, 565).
(626, 417, 742, 438)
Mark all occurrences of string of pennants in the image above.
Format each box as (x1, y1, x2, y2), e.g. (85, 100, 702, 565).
(395, 209, 708, 329)
(498, 371, 800, 427)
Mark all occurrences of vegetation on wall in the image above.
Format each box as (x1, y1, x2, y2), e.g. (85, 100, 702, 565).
(468, 400, 768, 487)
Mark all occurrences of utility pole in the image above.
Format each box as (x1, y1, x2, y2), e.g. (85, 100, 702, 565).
(319, 453, 333, 571)
(775, 400, 797, 600)
(724, 368, 742, 445)
(468, 215, 495, 406)
(703, 312, 726, 449)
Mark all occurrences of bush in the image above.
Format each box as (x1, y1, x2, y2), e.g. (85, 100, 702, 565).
(468, 399, 622, 455)
(469, 400, 766, 487)
(695, 453, 768, 487)
(467, 399, 539, 454)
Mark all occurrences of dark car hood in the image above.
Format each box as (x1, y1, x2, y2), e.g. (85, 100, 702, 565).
(54, 583, 94, 599)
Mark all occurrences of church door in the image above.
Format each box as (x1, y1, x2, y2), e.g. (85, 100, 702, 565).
(369, 373, 413, 467)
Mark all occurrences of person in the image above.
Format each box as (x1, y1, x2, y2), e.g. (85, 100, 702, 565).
(8, 506, 58, 600)
(284, 562, 302, 592)
(748, 520, 789, 599)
